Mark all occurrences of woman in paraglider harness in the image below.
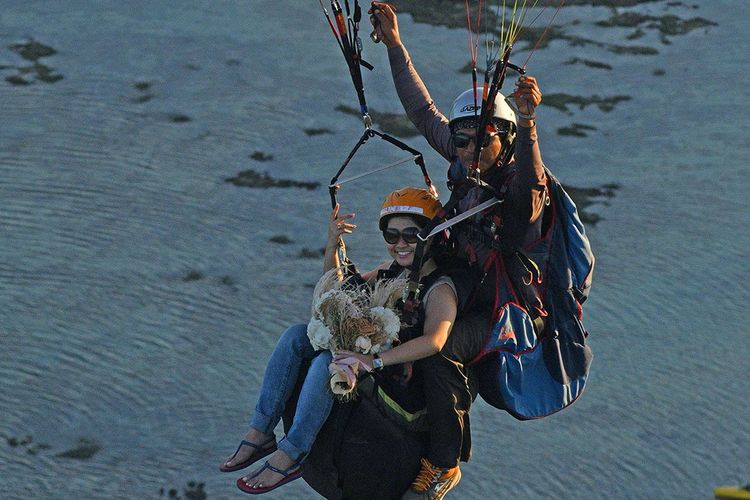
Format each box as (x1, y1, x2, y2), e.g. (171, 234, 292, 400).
(221, 187, 464, 496)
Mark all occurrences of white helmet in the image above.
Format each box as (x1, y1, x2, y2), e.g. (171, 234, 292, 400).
(448, 88, 516, 132)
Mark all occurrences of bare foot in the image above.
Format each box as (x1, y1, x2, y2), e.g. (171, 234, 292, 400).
(222, 428, 275, 469)
(239, 449, 300, 490)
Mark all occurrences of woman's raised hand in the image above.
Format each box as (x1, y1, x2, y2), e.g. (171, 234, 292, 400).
(327, 203, 356, 249)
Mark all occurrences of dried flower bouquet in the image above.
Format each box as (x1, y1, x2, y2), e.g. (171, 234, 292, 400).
(307, 268, 405, 399)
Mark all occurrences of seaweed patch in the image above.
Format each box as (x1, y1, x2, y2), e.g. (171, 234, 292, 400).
(5, 434, 51, 455)
(226, 169, 320, 190)
(543, 93, 631, 114)
(9, 40, 57, 61)
(304, 128, 334, 136)
(159, 481, 207, 500)
(132, 81, 155, 103)
(56, 438, 100, 460)
(335, 104, 418, 138)
(250, 151, 273, 162)
(5, 39, 64, 85)
(596, 12, 717, 44)
(564, 182, 619, 225)
(563, 58, 612, 70)
(220, 275, 238, 291)
(558, 123, 598, 137)
(298, 247, 326, 259)
(270, 235, 293, 244)
(183, 271, 204, 282)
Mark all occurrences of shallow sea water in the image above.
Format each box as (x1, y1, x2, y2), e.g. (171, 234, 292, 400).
(1, 1, 748, 499)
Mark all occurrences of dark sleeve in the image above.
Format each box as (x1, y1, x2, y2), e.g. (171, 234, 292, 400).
(388, 45, 455, 161)
(507, 124, 547, 224)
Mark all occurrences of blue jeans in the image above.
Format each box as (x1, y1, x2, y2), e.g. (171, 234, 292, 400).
(250, 323, 333, 461)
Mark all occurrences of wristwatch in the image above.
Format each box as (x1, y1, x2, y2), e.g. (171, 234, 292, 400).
(372, 353, 384, 371)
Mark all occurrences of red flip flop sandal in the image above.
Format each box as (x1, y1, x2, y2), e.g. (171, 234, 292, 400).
(219, 437, 277, 473)
(236, 459, 304, 494)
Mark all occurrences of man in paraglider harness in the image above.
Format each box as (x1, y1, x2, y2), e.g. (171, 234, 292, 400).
(366, 3, 595, 499)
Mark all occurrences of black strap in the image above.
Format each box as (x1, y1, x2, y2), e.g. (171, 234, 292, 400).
(401, 177, 491, 325)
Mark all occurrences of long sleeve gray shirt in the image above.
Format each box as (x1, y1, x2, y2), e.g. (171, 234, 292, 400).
(387, 44, 547, 232)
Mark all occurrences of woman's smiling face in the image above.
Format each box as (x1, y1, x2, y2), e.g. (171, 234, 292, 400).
(384, 215, 422, 267)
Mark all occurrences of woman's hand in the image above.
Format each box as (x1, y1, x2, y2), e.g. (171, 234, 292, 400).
(369, 2, 401, 49)
(327, 203, 356, 250)
(513, 75, 542, 117)
(333, 350, 374, 372)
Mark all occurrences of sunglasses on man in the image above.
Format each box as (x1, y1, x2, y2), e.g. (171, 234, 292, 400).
(382, 227, 421, 244)
(453, 130, 502, 149)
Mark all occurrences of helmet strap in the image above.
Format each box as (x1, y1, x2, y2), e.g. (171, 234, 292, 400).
(496, 126, 517, 168)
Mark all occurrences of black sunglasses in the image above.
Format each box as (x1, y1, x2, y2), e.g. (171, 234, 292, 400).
(452, 131, 498, 149)
(382, 227, 421, 244)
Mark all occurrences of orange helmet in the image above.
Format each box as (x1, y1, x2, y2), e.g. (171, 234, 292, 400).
(379, 187, 442, 230)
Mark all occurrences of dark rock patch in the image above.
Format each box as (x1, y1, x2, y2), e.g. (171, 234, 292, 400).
(27, 443, 51, 455)
(226, 169, 320, 190)
(6, 435, 51, 455)
(543, 93, 631, 114)
(395, 1, 666, 30)
(5, 74, 31, 85)
(564, 182, 619, 225)
(9, 40, 57, 61)
(298, 247, 326, 259)
(515, 25, 568, 51)
(336, 104, 417, 138)
(250, 151, 273, 162)
(131, 94, 154, 103)
(56, 438, 100, 460)
(159, 481, 207, 500)
(393, 1, 494, 29)
(31, 63, 63, 83)
(626, 28, 646, 40)
(131, 81, 154, 102)
(4, 40, 64, 85)
(607, 44, 658, 55)
(558, 123, 597, 137)
(596, 12, 717, 45)
(270, 235, 293, 244)
(564, 57, 612, 70)
(183, 271, 204, 282)
(7, 435, 33, 447)
(304, 127, 334, 136)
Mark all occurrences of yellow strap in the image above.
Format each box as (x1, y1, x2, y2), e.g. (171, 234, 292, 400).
(377, 386, 427, 423)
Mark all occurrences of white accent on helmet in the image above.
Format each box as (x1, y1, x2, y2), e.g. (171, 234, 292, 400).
(379, 205, 424, 217)
(448, 88, 517, 126)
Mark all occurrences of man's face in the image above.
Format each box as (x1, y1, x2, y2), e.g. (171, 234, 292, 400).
(453, 127, 503, 173)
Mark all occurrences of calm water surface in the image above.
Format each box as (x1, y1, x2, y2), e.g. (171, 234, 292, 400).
(1, 1, 748, 498)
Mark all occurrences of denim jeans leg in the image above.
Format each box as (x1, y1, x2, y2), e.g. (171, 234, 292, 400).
(278, 349, 334, 461)
(250, 323, 318, 435)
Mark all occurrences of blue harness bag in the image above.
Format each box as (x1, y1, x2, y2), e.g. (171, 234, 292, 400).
(472, 169, 594, 419)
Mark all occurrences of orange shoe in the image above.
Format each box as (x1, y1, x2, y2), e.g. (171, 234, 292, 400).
(402, 458, 461, 500)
